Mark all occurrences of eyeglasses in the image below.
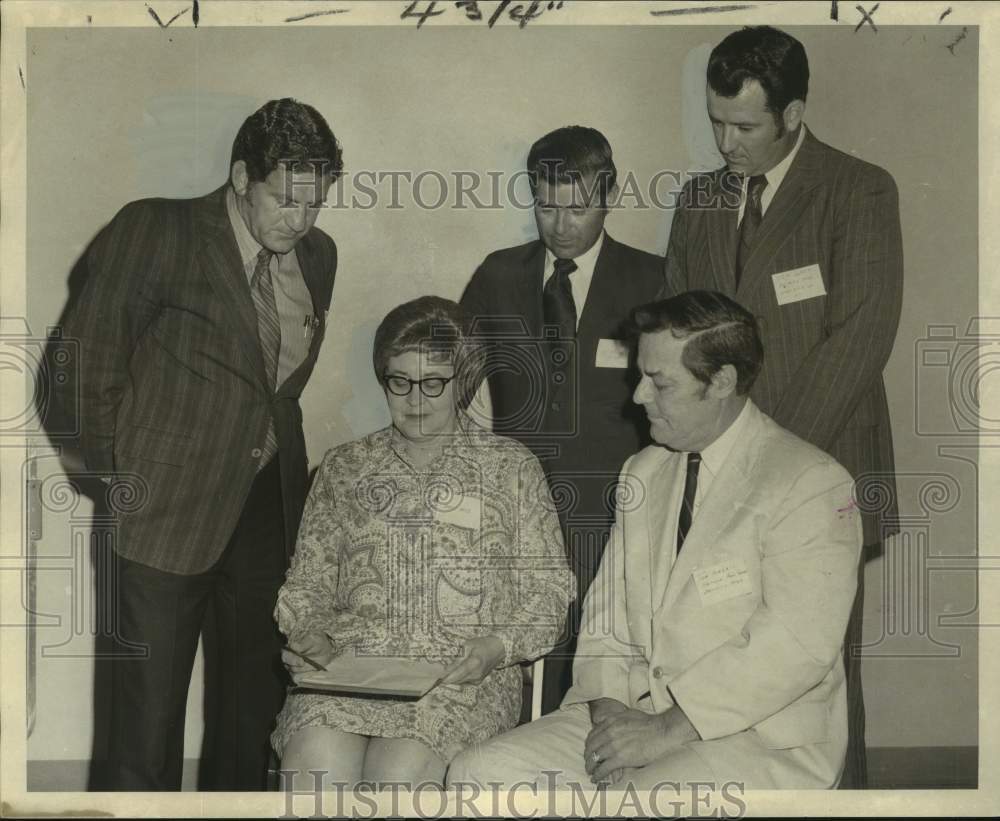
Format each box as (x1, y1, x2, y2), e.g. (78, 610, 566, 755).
(382, 374, 455, 398)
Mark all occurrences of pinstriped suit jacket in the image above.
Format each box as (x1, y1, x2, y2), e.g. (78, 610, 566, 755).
(663, 129, 902, 545)
(61, 185, 337, 574)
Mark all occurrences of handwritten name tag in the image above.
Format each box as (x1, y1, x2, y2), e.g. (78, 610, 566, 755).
(595, 338, 629, 369)
(692, 559, 753, 606)
(771, 264, 827, 306)
(434, 495, 483, 530)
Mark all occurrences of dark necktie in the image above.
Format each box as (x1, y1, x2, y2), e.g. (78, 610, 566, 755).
(676, 452, 702, 553)
(543, 258, 578, 338)
(735, 174, 768, 286)
(250, 248, 280, 466)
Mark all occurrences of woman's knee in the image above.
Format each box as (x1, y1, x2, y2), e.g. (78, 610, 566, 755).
(280, 727, 368, 786)
(362, 737, 446, 786)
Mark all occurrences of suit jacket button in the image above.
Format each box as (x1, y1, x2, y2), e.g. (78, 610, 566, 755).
(251, 448, 262, 458)
(652, 666, 663, 679)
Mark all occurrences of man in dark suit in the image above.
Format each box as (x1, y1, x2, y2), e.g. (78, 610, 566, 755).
(60, 98, 342, 791)
(461, 126, 662, 714)
(662, 26, 904, 787)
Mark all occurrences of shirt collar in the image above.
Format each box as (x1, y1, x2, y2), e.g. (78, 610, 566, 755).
(763, 124, 806, 194)
(544, 229, 605, 276)
(696, 398, 753, 479)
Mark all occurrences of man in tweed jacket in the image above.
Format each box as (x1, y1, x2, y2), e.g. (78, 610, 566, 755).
(661, 27, 904, 787)
(60, 99, 341, 791)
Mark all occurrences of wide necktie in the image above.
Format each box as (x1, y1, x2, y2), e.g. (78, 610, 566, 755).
(543, 257, 578, 337)
(250, 248, 280, 466)
(676, 452, 702, 553)
(735, 174, 768, 287)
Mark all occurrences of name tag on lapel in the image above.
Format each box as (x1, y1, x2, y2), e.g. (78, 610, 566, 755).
(595, 338, 629, 369)
(692, 559, 753, 605)
(771, 264, 827, 306)
(434, 495, 483, 530)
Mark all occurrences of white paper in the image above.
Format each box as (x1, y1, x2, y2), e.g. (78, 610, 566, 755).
(595, 337, 630, 368)
(771, 263, 827, 306)
(692, 558, 754, 605)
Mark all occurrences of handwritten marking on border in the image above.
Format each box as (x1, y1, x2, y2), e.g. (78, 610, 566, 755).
(401, 1, 563, 30)
(854, 2, 879, 32)
(145, 4, 191, 27)
(946, 26, 968, 54)
(285, 8, 351, 22)
(18, 65, 25, 90)
(402, 0, 446, 27)
(939, 7, 952, 22)
(651, 4, 756, 15)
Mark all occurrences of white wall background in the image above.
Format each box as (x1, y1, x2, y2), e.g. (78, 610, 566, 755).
(24, 23, 979, 767)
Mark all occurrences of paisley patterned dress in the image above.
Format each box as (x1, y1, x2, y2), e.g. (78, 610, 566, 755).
(271, 417, 574, 764)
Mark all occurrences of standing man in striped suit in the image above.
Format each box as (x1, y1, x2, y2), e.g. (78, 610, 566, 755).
(662, 26, 904, 788)
(61, 99, 342, 791)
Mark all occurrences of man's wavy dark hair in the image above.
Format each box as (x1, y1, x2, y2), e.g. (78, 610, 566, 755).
(629, 291, 764, 396)
(527, 125, 617, 207)
(708, 26, 809, 124)
(230, 98, 344, 182)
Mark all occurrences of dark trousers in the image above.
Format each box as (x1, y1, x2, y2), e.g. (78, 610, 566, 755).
(839, 551, 869, 788)
(103, 457, 287, 791)
(541, 518, 612, 715)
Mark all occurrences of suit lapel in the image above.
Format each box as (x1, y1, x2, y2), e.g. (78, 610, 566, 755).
(621, 461, 655, 651)
(577, 234, 612, 336)
(655, 404, 765, 616)
(646, 447, 681, 615)
(736, 128, 825, 295)
(196, 186, 270, 389)
(276, 233, 328, 398)
(294, 231, 327, 321)
(518, 240, 546, 337)
(578, 234, 634, 340)
(706, 171, 740, 294)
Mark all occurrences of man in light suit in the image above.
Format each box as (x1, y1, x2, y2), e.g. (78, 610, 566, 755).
(662, 26, 903, 787)
(460, 126, 662, 714)
(448, 291, 862, 792)
(60, 99, 341, 790)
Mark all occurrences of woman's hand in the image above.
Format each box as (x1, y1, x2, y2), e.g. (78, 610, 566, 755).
(437, 636, 506, 687)
(281, 631, 337, 675)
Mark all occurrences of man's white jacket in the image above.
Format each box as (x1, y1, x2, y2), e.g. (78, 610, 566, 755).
(564, 401, 863, 786)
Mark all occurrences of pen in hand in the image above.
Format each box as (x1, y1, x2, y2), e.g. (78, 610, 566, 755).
(286, 646, 327, 671)
(419, 676, 444, 699)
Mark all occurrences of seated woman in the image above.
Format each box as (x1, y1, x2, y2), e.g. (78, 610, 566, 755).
(271, 296, 575, 789)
